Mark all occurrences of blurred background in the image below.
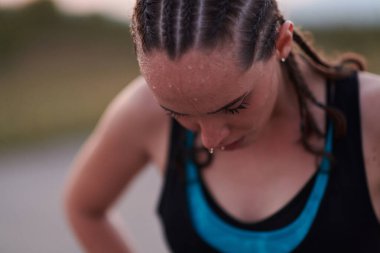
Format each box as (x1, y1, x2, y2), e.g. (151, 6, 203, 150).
(0, 0, 379, 252)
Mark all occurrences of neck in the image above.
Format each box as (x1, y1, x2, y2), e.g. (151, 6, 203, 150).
(268, 54, 327, 138)
(270, 58, 300, 122)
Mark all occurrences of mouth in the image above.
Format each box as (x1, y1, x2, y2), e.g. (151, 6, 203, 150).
(221, 137, 245, 151)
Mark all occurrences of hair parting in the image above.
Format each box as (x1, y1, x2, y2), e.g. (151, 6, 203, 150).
(131, 0, 366, 165)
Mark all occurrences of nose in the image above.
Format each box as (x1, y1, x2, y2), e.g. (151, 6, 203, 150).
(198, 119, 230, 149)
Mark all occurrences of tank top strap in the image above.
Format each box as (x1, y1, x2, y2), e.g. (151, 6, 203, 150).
(330, 72, 368, 181)
(328, 71, 379, 227)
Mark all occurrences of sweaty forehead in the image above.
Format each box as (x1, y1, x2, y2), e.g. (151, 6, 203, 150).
(140, 49, 259, 102)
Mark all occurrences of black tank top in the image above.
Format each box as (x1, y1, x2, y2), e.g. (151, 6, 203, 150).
(157, 72, 380, 252)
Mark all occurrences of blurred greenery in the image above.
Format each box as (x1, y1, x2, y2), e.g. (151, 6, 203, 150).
(310, 28, 380, 73)
(0, 0, 139, 148)
(0, 0, 379, 148)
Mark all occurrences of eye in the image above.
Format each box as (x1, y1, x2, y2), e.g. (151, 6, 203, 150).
(224, 101, 249, 115)
(165, 111, 186, 119)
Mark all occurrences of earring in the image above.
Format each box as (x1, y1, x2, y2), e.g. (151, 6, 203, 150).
(281, 58, 286, 63)
(209, 148, 214, 154)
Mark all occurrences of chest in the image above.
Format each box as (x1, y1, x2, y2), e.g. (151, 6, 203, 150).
(151, 120, 380, 225)
(199, 140, 320, 223)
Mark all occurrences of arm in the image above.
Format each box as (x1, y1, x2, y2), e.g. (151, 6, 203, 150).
(63, 76, 158, 253)
(359, 72, 380, 221)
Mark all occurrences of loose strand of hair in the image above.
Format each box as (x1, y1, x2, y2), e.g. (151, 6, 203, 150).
(293, 30, 330, 68)
(291, 31, 350, 138)
(293, 29, 366, 79)
(285, 53, 325, 153)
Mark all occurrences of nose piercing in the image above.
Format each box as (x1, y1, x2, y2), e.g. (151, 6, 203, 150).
(281, 58, 286, 63)
(209, 148, 214, 154)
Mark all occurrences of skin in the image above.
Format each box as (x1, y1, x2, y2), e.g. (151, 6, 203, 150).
(63, 21, 380, 252)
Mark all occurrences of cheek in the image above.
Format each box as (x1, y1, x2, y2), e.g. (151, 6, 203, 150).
(232, 96, 274, 132)
(230, 112, 259, 133)
(250, 84, 277, 116)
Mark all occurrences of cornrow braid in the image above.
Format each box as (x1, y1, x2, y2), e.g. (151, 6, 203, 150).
(133, 0, 162, 53)
(132, 0, 145, 50)
(256, 12, 281, 61)
(293, 29, 366, 78)
(131, 0, 366, 162)
(179, 0, 199, 54)
(293, 31, 330, 68)
(273, 13, 362, 155)
(201, 0, 231, 47)
(284, 52, 326, 155)
(200, 0, 242, 48)
(289, 27, 363, 140)
(338, 53, 366, 71)
(238, 0, 275, 68)
(285, 48, 349, 155)
(161, 0, 179, 58)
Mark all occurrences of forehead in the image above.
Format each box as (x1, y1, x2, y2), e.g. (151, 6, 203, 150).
(139, 49, 265, 109)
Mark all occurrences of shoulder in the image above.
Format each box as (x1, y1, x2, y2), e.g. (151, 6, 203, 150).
(358, 71, 380, 138)
(358, 71, 380, 219)
(106, 75, 166, 126)
(95, 75, 169, 161)
(63, 77, 170, 213)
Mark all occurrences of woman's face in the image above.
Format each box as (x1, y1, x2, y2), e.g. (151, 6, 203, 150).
(139, 48, 283, 151)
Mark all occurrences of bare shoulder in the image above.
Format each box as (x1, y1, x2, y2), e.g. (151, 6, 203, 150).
(106, 75, 167, 132)
(359, 71, 380, 92)
(99, 75, 169, 159)
(358, 71, 380, 221)
(64, 76, 169, 213)
(359, 71, 380, 136)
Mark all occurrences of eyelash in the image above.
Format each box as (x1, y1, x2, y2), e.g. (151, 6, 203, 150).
(224, 101, 249, 115)
(166, 101, 249, 119)
(166, 111, 185, 119)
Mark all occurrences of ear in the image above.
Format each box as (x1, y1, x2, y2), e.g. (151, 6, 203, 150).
(276, 20, 294, 61)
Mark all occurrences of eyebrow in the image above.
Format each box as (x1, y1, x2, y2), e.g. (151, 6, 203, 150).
(160, 91, 249, 116)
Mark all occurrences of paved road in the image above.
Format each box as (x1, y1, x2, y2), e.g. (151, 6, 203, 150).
(0, 134, 168, 253)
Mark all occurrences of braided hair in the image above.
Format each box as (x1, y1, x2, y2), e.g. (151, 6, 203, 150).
(131, 0, 366, 163)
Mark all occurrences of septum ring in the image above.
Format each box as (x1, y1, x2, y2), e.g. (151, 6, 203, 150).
(209, 146, 226, 154)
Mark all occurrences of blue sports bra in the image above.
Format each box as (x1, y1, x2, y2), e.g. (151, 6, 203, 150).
(157, 73, 380, 253)
(185, 122, 333, 253)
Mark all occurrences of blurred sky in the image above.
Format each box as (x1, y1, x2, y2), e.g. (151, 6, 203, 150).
(1, 0, 380, 27)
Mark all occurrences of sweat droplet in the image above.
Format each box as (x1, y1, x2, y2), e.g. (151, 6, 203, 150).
(168, 84, 173, 88)
(187, 65, 193, 70)
(152, 85, 157, 90)
(193, 98, 198, 102)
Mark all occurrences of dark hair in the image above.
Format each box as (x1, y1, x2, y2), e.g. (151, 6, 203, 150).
(131, 0, 366, 158)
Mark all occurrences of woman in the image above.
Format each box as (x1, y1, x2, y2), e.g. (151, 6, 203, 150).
(63, 0, 380, 252)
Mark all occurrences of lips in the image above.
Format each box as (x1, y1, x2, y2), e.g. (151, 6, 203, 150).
(222, 137, 245, 151)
